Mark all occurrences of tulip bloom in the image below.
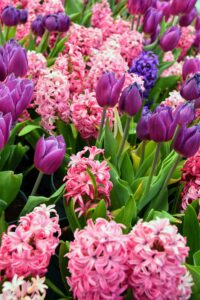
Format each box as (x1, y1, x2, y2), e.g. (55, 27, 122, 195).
(19, 9, 28, 24)
(136, 107, 152, 140)
(174, 125, 200, 157)
(1, 6, 19, 26)
(174, 102, 195, 126)
(96, 72, 125, 107)
(160, 26, 181, 52)
(119, 84, 143, 117)
(34, 135, 66, 175)
(181, 74, 200, 100)
(0, 75, 33, 121)
(0, 113, 12, 150)
(179, 8, 197, 27)
(182, 59, 200, 81)
(57, 12, 70, 32)
(44, 14, 59, 32)
(193, 31, 200, 51)
(170, 0, 197, 15)
(31, 15, 45, 36)
(128, 0, 142, 15)
(143, 7, 162, 35)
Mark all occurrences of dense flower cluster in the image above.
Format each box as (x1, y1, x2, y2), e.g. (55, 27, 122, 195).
(162, 90, 186, 110)
(0, 204, 60, 279)
(64, 146, 113, 216)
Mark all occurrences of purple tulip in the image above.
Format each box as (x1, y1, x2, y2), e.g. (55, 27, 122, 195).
(179, 7, 197, 27)
(143, 7, 163, 35)
(136, 106, 152, 140)
(170, 0, 197, 15)
(19, 9, 28, 24)
(0, 113, 12, 150)
(195, 16, 200, 30)
(160, 26, 181, 52)
(148, 106, 177, 142)
(44, 14, 59, 32)
(182, 58, 200, 81)
(119, 84, 143, 117)
(193, 31, 200, 51)
(150, 25, 161, 43)
(96, 72, 125, 107)
(31, 15, 45, 36)
(181, 74, 200, 100)
(34, 135, 66, 175)
(157, 1, 171, 21)
(141, 0, 157, 14)
(57, 12, 70, 32)
(173, 125, 200, 157)
(174, 102, 195, 125)
(128, 0, 142, 15)
(0, 75, 33, 121)
(1, 6, 19, 26)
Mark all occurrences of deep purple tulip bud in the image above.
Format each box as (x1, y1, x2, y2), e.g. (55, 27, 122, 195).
(193, 31, 200, 51)
(174, 101, 195, 125)
(157, 2, 171, 21)
(179, 7, 197, 27)
(143, 7, 163, 35)
(0, 113, 12, 150)
(136, 106, 152, 140)
(1, 6, 19, 26)
(160, 26, 181, 52)
(0, 75, 33, 121)
(119, 84, 143, 117)
(57, 12, 70, 32)
(128, 0, 142, 15)
(182, 58, 200, 81)
(173, 125, 200, 157)
(19, 9, 28, 24)
(150, 25, 161, 43)
(141, 0, 156, 14)
(34, 135, 66, 175)
(44, 14, 59, 32)
(181, 74, 200, 100)
(96, 72, 125, 107)
(195, 16, 200, 30)
(0, 51, 7, 82)
(171, 0, 197, 15)
(148, 106, 177, 142)
(31, 15, 45, 36)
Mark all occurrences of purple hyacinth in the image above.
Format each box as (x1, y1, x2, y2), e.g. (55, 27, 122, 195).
(130, 51, 159, 99)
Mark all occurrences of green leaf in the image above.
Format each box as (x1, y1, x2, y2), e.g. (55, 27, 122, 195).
(0, 144, 29, 171)
(0, 171, 22, 209)
(18, 125, 41, 136)
(46, 278, 66, 298)
(194, 250, 200, 266)
(49, 37, 68, 58)
(186, 264, 200, 294)
(120, 153, 134, 185)
(145, 209, 181, 224)
(64, 198, 82, 232)
(36, 30, 50, 53)
(183, 205, 200, 264)
(20, 184, 65, 216)
(104, 121, 118, 166)
(92, 200, 107, 221)
(59, 241, 70, 291)
(115, 195, 137, 232)
(0, 211, 7, 238)
(65, 0, 83, 15)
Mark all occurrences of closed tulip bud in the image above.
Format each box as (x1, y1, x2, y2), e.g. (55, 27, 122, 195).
(3, 40, 28, 78)
(128, 0, 142, 15)
(179, 7, 197, 27)
(57, 12, 70, 32)
(96, 72, 125, 107)
(173, 125, 200, 157)
(0, 113, 12, 150)
(19, 9, 28, 24)
(119, 83, 143, 117)
(143, 7, 163, 35)
(193, 31, 200, 51)
(150, 25, 161, 43)
(141, 0, 157, 14)
(160, 26, 181, 52)
(44, 14, 59, 32)
(174, 102, 195, 125)
(171, 0, 197, 15)
(34, 135, 66, 175)
(148, 106, 177, 142)
(182, 58, 200, 81)
(181, 74, 200, 100)
(136, 106, 152, 140)
(1, 6, 19, 26)
(31, 15, 45, 36)
(195, 16, 200, 30)
(0, 53, 7, 82)
(157, 2, 171, 21)
(0, 75, 33, 122)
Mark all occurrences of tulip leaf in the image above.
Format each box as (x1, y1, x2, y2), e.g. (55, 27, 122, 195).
(144, 209, 181, 224)
(65, 0, 83, 15)
(20, 184, 65, 216)
(45, 278, 67, 298)
(194, 250, 200, 266)
(183, 204, 200, 264)
(104, 121, 118, 166)
(18, 125, 42, 136)
(0, 144, 29, 171)
(92, 200, 107, 221)
(0, 199, 7, 215)
(0, 171, 22, 209)
(120, 153, 135, 185)
(64, 198, 82, 232)
(0, 211, 7, 238)
(59, 241, 70, 291)
(186, 264, 200, 295)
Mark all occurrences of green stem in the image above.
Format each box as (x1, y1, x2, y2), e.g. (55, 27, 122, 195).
(97, 106, 107, 142)
(131, 16, 135, 30)
(136, 15, 141, 30)
(145, 142, 161, 195)
(170, 125, 181, 151)
(0, 25, 5, 45)
(116, 116, 131, 162)
(31, 171, 43, 196)
(4, 26, 10, 41)
(36, 30, 50, 53)
(139, 140, 146, 167)
(48, 32, 61, 58)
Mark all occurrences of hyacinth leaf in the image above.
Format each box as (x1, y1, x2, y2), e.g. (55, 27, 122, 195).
(0, 211, 7, 238)
(144, 209, 181, 224)
(113, 0, 126, 16)
(56, 120, 77, 155)
(120, 153, 135, 185)
(0, 199, 7, 215)
(49, 37, 68, 59)
(193, 250, 200, 266)
(0, 144, 29, 171)
(104, 120, 118, 166)
(45, 278, 67, 298)
(0, 171, 22, 209)
(92, 200, 107, 221)
(168, 160, 183, 185)
(65, 0, 83, 15)
(186, 264, 200, 295)
(183, 205, 200, 264)
(82, 11, 92, 27)
(125, 289, 132, 300)
(109, 0, 115, 9)
(20, 184, 65, 216)
(59, 241, 70, 292)
(18, 125, 42, 136)
(64, 198, 82, 232)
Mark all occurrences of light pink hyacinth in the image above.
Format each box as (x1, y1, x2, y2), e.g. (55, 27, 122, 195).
(27, 51, 47, 83)
(67, 218, 128, 300)
(71, 90, 114, 140)
(0, 205, 60, 279)
(0, 275, 47, 300)
(181, 180, 200, 214)
(127, 218, 192, 300)
(162, 90, 186, 110)
(64, 146, 113, 216)
(178, 26, 195, 60)
(34, 69, 70, 132)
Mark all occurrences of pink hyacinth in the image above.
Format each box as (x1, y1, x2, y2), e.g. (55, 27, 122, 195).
(181, 179, 200, 214)
(34, 68, 70, 132)
(27, 51, 47, 83)
(178, 26, 195, 60)
(162, 52, 183, 78)
(0, 205, 61, 279)
(162, 90, 186, 110)
(64, 146, 113, 216)
(71, 90, 114, 140)
(0, 275, 47, 300)
(127, 218, 192, 300)
(67, 218, 128, 300)
(182, 149, 200, 181)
